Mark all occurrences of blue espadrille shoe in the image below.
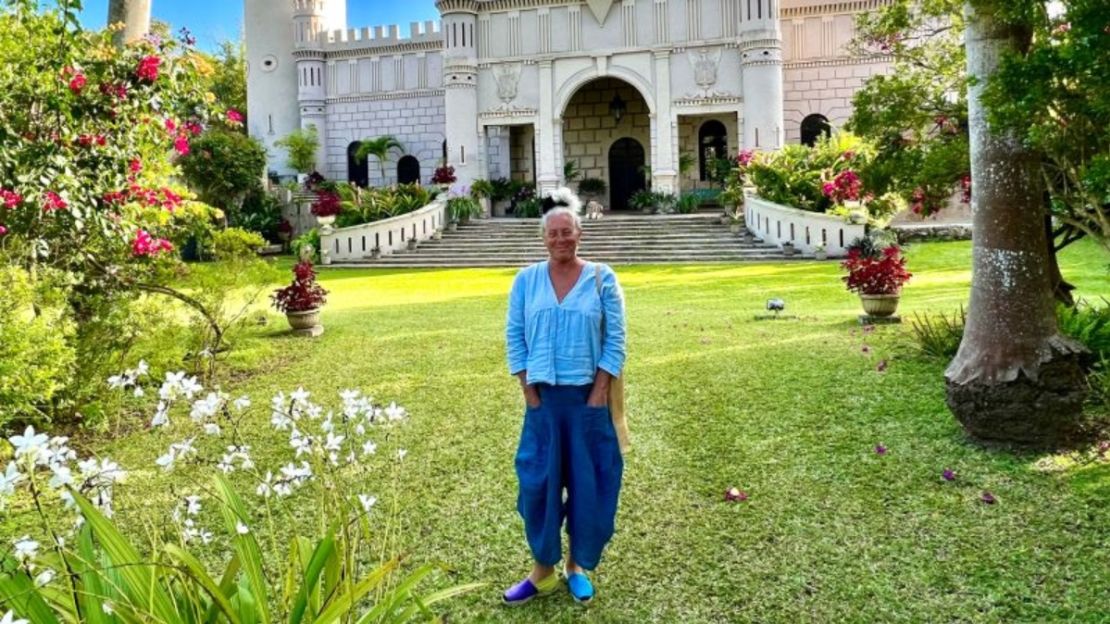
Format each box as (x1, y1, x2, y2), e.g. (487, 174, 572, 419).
(502, 572, 560, 606)
(564, 568, 594, 604)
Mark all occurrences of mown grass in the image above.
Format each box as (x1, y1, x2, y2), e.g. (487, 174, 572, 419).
(7, 239, 1110, 622)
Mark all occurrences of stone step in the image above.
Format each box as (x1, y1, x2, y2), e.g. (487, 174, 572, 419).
(330, 255, 797, 268)
(414, 242, 775, 253)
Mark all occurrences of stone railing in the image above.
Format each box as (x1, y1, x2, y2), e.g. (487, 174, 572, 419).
(319, 198, 447, 264)
(276, 189, 318, 238)
(745, 196, 865, 257)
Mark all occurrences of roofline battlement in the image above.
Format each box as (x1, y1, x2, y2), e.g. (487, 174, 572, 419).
(318, 20, 444, 51)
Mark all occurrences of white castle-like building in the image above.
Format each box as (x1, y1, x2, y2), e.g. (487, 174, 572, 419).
(246, 0, 892, 211)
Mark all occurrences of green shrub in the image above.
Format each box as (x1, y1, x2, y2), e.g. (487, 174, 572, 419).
(447, 196, 481, 221)
(1057, 299, 1110, 361)
(470, 178, 495, 200)
(290, 228, 321, 261)
(676, 193, 701, 214)
(334, 183, 431, 228)
(910, 308, 966, 360)
(235, 190, 284, 241)
(746, 133, 875, 212)
(0, 267, 75, 430)
(577, 177, 608, 196)
(211, 227, 267, 261)
(178, 129, 267, 213)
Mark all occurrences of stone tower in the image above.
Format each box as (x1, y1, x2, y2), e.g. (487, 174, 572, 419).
(437, 0, 481, 186)
(290, 0, 346, 177)
(244, 0, 299, 176)
(739, 0, 784, 150)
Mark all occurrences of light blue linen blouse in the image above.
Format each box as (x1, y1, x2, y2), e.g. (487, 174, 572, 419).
(506, 260, 626, 386)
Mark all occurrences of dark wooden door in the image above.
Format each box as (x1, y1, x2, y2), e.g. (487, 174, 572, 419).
(608, 138, 646, 211)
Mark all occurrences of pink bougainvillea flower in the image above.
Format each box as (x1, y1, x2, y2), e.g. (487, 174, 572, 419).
(724, 487, 748, 502)
(874, 444, 888, 456)
(0, 225, 7, 236)
(131, 229, 174, 257)
(2, 189, 23, 209)
(226, 109, 244, 124)
(876, 359, 888, 373)
(68, 73, 87, 93)
(737, 149, 755, 167)
(77, 134, 95, 148)
(165, 118, 177, 132)
(173, 135, 190, 155)
(942, 469, 956, 482)
(129, 159, 142, 174)
(980, 491, 996, 505)
(185, 120, 203, 136)
(42, 191, 67, 212)
(136, 55, 162, 82)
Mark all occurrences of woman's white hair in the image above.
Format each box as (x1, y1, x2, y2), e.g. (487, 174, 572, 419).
(541, 206, 583, 233)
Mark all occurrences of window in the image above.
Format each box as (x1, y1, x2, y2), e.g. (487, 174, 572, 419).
(698, 120, 728, 182)
(801, 114, 831, 147)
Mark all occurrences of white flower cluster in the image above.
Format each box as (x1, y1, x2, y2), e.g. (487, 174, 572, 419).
(543, 186, 583, 214)
(172, 495, 212, 545)
(2, 427, 125, 521)
(107, 360, 150, 397)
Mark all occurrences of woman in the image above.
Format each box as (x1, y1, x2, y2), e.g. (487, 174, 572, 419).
(503, 206, 627, 605)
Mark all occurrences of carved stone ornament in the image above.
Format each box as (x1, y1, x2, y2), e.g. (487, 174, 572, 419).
(494, 63, 522, 108)
(686, 48, 730, 98)
(585, 0, 615, 25)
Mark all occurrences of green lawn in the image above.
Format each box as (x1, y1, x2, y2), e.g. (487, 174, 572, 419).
(14, 240, 1110, 622)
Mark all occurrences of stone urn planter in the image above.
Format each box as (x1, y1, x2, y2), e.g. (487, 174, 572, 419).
(370, 247, 382, 259)
(285, 309, 323, 337)
(432, 229, 443, 240)
(782, 242, 797, 257)
(446, 221, 458, 232)
(859, 294, 901, 318)
(729, 221, 743, 235)
(407, 238, 419, 251)
(814, 246, 828, 261)
(315, 215, 336, 227)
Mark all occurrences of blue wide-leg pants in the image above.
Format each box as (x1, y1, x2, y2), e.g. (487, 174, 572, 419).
(514, 384, 624, 570)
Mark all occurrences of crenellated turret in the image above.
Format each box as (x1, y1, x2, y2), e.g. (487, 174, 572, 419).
(739, 0, 784, 149)
(437, 0, 481, 186)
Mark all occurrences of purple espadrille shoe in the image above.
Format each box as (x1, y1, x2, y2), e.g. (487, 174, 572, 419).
(502, 573, 560, 606)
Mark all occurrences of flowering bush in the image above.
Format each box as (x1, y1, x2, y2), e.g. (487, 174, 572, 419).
(822, 170, 863, 203)
(431, 165, 457, 185)
(0, 367, 479, 622)
(841, 242, 912, 295)
(736, 133, 875, 213)
(272, 260, 328, 313)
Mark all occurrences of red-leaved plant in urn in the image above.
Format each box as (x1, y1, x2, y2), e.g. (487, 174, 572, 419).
(842, 244, 912, 295)
(272, 260, 328, 313)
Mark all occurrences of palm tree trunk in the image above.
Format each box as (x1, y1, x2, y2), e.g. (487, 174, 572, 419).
(108, 0, 152, 47)
(945, 2, 1087, 446)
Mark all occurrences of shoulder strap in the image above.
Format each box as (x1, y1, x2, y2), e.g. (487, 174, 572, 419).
(594, 263, 606, 334)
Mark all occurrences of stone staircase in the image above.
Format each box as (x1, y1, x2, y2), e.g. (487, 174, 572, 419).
(330, 213, 790, 268)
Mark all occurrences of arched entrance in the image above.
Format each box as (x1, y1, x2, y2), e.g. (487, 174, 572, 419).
(347, 142, 369, 187)
(800, 114, 831, 147)
(608, 138, 645, 211)
(560, 77, 651, 210)
(397, 155, 420, 185)
(698, 120, 728, 181)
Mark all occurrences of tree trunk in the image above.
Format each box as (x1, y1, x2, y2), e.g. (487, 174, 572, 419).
(107, 0, 152, 47)
(945, 2, 1087, 447)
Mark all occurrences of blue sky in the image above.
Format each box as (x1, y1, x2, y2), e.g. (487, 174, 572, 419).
(70, 1, 439, 51)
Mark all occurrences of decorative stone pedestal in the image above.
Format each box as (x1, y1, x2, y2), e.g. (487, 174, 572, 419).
(859, 315, 901, 325)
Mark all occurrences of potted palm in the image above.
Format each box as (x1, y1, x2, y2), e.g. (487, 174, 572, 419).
(354, 135, 405, 185)
(272, 248, 329, 337)
(841, 239, 912, 317)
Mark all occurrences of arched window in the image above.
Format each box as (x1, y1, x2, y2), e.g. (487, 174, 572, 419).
(698, 120, 728, 182)
(801, 114, 832, 147)
(397, 155, 421, 185)
(347, 142, 369, 187)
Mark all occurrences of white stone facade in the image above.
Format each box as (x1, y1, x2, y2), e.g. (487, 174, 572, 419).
(247, 0, 894, 205)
